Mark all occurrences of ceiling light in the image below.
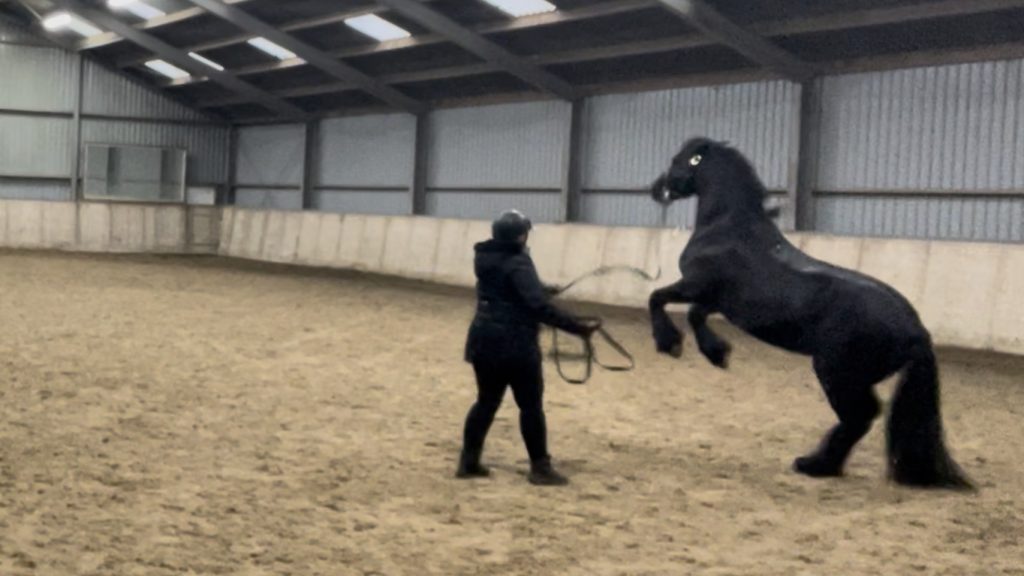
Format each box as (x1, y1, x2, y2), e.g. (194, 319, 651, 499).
(480, 0, 557, 17)
(145, 59, 190, 80)
(189, 52, 224, 71)
(108, 0, 166, 20)
(247, 37, 297, 60)
(344, 14, 411, 42)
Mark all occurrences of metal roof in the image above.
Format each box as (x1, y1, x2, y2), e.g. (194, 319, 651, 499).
(4, 0, 1024, 123)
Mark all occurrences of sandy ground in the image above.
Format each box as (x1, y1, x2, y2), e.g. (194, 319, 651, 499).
(0, 251, 1021, 576)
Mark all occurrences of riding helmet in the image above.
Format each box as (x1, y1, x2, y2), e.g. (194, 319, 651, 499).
(491, 209, 532, 242)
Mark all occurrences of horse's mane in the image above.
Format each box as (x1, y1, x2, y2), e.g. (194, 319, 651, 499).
(705, 142, 778, 217)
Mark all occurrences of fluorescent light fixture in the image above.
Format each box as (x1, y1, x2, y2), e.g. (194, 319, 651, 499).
(247, 37, 297, 60)
(480, 0, 557, 17)
(189, 52, 224, 71)
(145, 59, 190, 80)
(108, 0, 165, 20)
(42, 11, 103, 36)
(344, 14, 411, 42)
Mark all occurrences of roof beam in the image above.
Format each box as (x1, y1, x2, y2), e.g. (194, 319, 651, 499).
(374, 0, 579, 101)
(656, 0, 817, 82)
(766, 0, 1024, 37)
(78, 0, 251, 51)
(121, 0, 655, 71)
(140, 0, 658, 87)
(183, 0, 425, 115)
(190, 0, 1024, 110)
(49, 0, 303, 118)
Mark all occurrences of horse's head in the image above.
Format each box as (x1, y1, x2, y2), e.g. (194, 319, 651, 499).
(650, 137, 717, 205)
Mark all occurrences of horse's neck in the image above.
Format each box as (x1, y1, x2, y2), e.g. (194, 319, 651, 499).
(693, 167, 772, 233)
(693, 199, 781, 245)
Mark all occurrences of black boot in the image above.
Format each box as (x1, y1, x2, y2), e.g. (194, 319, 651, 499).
(528, 457, 568, 486)
(455, 450, 490, 479)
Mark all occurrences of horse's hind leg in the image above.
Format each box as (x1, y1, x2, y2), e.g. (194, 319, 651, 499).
(688, 304, 731, 369)
(794, 356, 881, 478)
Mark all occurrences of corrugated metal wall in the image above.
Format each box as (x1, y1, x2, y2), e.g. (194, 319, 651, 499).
(0, 18, 229, 202)
(814, 58, 1024, 242)
(235, 124, 304, 186)
(235, 188, 303, 211)
(314, 114, 414, 216)
(0, 115, 74, 177)
(0, 20, 76, 200)
(81, 120, 228, 184)
(82, 60, 208, 122)
(0, 43, 77, 112)
(580, 81, 798, 227)
(425, 101, 568, 223)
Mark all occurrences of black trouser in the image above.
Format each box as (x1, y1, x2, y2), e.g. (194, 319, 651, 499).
(462, 356, 548, 463)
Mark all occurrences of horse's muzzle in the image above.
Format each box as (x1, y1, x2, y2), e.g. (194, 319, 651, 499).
(650, 174, 671, 205)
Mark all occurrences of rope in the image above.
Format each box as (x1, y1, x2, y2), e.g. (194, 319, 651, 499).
(547, 204, 674, 385)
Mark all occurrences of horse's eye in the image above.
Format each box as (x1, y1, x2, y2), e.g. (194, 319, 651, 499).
(689, 154, 703, 166)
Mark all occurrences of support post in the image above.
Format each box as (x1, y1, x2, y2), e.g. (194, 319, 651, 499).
(560, 100, 584, 223)
(301, 119, 319, 210)
(411, 113, 430, 215)
(793, 80, 822, 231)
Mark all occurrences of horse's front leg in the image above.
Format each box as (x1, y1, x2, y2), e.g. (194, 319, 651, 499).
(648, 280, 702, 358)
(688, 304, 732, 369)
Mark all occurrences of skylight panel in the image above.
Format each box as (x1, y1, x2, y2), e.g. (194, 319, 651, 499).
(344, 14, 411, 42)
(247, 37, 298, 60)
(42, 12, 103, 37)
(480, 0, 557, 18)
(189, 52, 225, 71)
(42, 12, 72, 31)
(145, 59, 190, 80)
(108, 0, 166, 20)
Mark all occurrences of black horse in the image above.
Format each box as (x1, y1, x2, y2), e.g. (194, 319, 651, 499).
(648, 137, 972, 490)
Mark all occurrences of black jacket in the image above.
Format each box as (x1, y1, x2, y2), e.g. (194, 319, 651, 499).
(465, 239, 590, 363)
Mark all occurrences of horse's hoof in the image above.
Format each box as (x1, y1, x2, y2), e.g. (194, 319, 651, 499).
(793, 456, 842, 478)
(701, 341, 731, 369)
(656, 341, 683, 358)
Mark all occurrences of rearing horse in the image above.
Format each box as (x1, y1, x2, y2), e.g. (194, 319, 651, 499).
(648, 137, 972, 490)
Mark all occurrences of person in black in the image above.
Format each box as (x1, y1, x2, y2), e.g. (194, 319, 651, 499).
(458, 210, 599, 486)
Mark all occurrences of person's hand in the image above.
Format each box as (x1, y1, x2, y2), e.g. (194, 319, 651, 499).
(580, 318, 602, 337)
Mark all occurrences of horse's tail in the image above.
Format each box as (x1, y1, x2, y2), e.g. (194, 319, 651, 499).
(887, 342, 974, 490)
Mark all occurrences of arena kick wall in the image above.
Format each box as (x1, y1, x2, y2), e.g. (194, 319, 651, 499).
(214, 207, 1024, 358)
(0, 199, 1018, 356)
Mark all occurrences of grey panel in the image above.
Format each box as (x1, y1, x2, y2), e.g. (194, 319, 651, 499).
(235, 124, 304, 187)
(0, 44, 77, 112)
(425, 191, 561, 223)
(317, 114, 415, 188)
(82, 119, 229, 184)
(817, 59, 1024, 191)
(427, 101, 570, 189)
(579, 192, 696, 228)
(815, 194, 1024, 243)
(0, 115, 73, 177)
(82, 60, 208, 121)
(235, 187, 302, 211)
(0, 179, 71, 201)
(581, 81, 797, 192)
(314, 189, 410, 216)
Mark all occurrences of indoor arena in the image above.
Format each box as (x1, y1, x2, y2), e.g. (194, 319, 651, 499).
(1, 0, 1023, 575)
